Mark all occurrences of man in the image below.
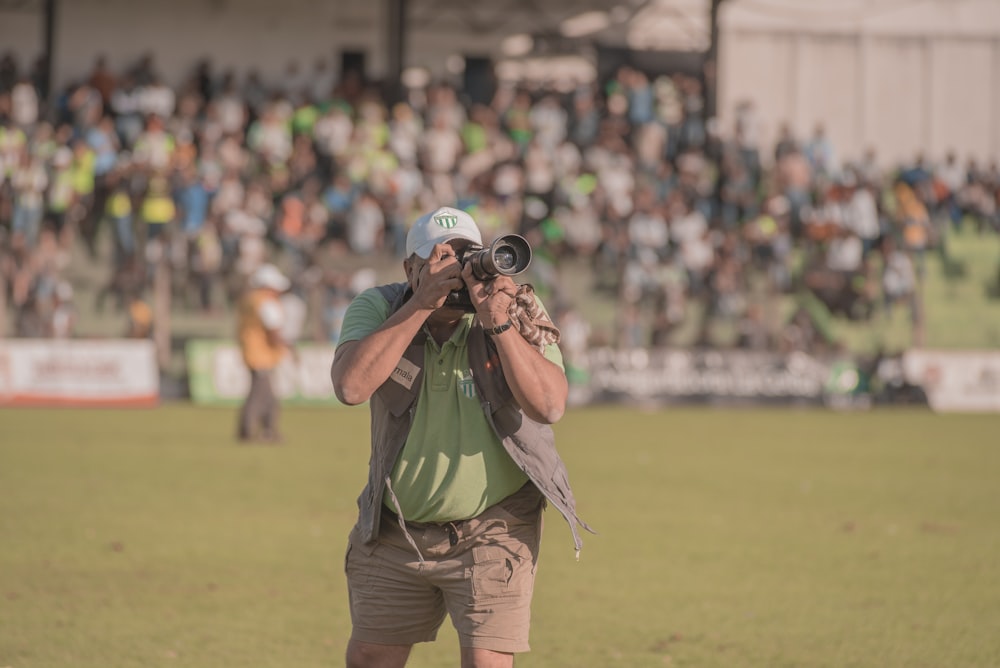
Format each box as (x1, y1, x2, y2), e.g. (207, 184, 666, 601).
(331, 206, 591, 668)
(237, 263, 291, 443)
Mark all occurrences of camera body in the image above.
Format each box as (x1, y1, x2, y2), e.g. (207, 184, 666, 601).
(445, 234, 532, 310)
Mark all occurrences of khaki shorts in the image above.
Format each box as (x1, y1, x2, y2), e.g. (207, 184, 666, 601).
(345, 483, 545, 653)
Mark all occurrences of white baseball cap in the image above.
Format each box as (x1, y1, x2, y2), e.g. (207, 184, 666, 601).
(249, 263, 291, 291)
(405, 206, 483, 259)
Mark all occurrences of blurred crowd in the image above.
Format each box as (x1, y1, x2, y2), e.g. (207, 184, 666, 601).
(2, 50, 998, 358)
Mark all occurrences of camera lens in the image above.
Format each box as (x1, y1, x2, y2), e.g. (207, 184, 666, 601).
(493, 246, 517, 272)
(484, 234, 531, 277)
(450, 235, 532, 308)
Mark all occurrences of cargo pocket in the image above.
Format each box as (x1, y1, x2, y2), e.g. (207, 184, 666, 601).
(471, 545, 526, 600)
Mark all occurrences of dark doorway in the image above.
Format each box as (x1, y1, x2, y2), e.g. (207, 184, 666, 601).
(338, 49, 367, 101)
(339, 50, 367, 83)
(462, 55, 495, 107)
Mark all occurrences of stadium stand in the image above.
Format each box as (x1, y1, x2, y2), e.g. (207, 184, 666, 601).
(1, 49, 998, 359)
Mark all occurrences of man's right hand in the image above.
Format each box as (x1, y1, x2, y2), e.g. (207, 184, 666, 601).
(409, 243, 465, 311)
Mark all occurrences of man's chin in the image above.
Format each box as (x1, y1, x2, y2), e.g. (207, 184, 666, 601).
(432, 304, 470, 321)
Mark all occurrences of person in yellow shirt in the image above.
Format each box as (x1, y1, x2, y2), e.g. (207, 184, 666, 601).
(237, 264, 291, 443)
(141, 175, 176, 242)
(105, 173, 135, 260)
(69, 138, 98, 256)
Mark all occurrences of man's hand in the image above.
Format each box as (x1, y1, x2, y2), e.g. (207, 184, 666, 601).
(462, 263, 517, 329)
(461, 262, 568, 423)
(409, 243, 465, 311)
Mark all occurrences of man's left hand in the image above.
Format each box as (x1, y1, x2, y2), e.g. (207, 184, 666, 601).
(461, 263, 517, 330)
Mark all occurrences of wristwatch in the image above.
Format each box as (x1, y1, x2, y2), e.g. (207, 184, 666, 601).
(485, 319, 514, 336)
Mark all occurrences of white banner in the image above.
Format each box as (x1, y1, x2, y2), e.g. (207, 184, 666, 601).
(0, 340, 159, 407)
(902, 349, 1000, 412)
(582, 348, 835, 406)
(186, 340, 340, 405)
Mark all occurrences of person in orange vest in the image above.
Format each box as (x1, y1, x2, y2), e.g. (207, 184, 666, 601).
(237, 263, 292, 443)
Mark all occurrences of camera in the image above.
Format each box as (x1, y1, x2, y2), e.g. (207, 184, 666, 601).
(445, 234, 532, 310)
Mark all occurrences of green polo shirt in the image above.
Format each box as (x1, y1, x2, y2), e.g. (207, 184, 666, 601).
(339, 287, 564, 522)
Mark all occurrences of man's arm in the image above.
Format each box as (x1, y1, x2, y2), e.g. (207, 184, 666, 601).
(330, 299, 431, 405)
(464, 267, 568, 424)
(489, 322, 568, 424)
(331, 244, 463, 405)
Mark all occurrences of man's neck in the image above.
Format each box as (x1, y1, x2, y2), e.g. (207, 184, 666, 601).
(424, 310, 464, 345)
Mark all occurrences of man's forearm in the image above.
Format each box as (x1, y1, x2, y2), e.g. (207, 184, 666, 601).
(331, 301, 431, 405)
(491, 328, 568, 424)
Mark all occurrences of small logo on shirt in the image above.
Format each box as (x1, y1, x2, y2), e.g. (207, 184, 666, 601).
(391, 358, 421, 390)
(458, 372, 477, 399)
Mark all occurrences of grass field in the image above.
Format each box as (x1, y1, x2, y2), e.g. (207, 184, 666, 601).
(2, 405, 1000, 668)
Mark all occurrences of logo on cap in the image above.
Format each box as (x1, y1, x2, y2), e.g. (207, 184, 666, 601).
(434, 213, 459, 229)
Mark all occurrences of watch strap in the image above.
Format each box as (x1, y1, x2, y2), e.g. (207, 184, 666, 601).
(485, 319, 514, 336)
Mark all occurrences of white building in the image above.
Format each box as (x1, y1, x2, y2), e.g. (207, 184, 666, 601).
(717, 0, 1000, 166)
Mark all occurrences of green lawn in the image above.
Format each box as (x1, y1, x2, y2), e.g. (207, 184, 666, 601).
(2, 405, 999, 667)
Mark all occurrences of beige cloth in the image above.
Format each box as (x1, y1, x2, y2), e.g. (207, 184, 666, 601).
(507, 284, 560, 351)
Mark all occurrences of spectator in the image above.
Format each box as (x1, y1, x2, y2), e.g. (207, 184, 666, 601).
(188, 220, 223, 313)
(110, 75, 145, 147)
(213, 72, 248, 137)
(308, 56, 334, 104)
(570, 84, 601, 147)
(247, 102, 292, 166)
(177, 164, 214, 238)
(804, 123, 836, 180)
(345, 189, 385, 255)
(43, 145, 76, 250)
(10, 75, 39, 129)
(66, 80, 103, 133)
(844, 171, 882, 258)
(880, 235, 917, 321)
(236, 263, 292, 443)
(11, 148, 47, 248)
(894, 179, 931, 279)
(49, 280, 76, 338)
(133, 114, 175, 173)
(0, 51, 19, 93)
(935, 150, 966, 228)
(140, 174, 176, 245)
(104, 169, 135, 262)
(125, 291, 153, 338)
(87, 55, 118, 112)
(2, 48, 991, 356)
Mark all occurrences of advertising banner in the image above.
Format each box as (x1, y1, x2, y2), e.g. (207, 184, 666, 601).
(0, 340, 159, 407)
(186, 340, 343, 406)
(578, 348, 845, 406)
(902, 349, 1000, 412)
